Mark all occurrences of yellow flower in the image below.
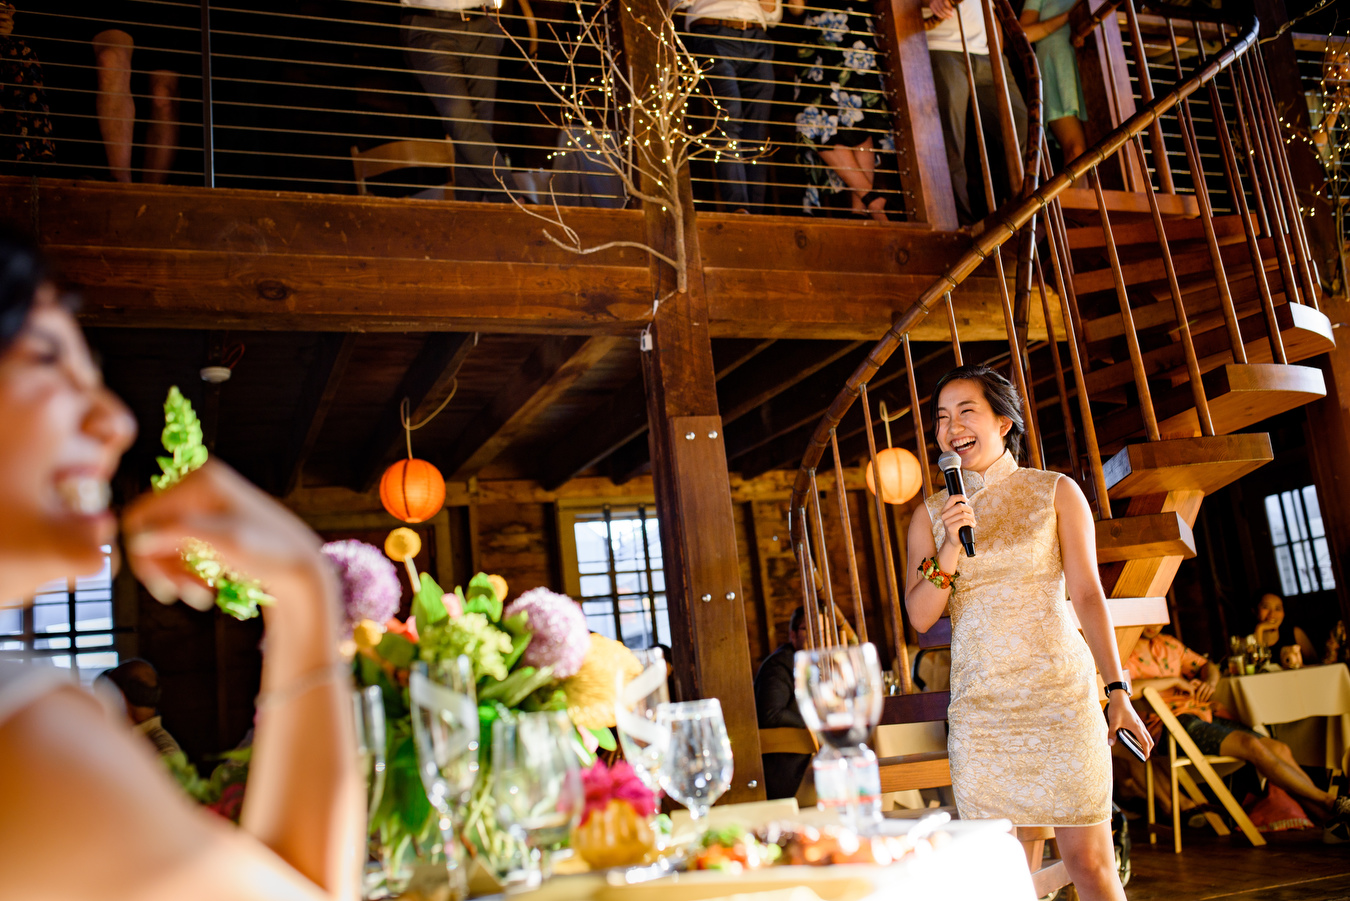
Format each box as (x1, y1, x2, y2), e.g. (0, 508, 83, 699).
(563, 634, 642, 730)
(354, 619, 386, 656)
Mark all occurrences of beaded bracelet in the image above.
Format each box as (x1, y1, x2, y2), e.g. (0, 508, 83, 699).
(919, 556, 959, 590)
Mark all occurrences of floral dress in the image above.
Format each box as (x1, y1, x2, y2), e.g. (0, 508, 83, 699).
(0, 37, 55, 164)
(790, 0, 891, 212)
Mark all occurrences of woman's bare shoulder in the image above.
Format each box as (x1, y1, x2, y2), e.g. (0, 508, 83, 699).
(0, 686, 322, 901)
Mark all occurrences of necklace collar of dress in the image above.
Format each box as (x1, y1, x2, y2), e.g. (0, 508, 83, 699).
(961, 449, 1017, 495)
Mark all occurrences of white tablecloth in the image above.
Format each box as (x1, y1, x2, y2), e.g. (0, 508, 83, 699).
(1213, 663, 1350, 772)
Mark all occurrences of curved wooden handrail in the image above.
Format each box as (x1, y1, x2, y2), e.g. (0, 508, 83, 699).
(787, 11, 1261, 543)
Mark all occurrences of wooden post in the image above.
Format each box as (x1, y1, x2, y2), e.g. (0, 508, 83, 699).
(873, 0, 960, 229)
(619, 0, 765, 803)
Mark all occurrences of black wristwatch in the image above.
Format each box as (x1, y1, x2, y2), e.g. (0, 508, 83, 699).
(1104, 680, 1131, 699)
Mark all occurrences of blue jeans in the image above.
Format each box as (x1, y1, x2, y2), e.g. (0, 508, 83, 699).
(402, 13, 507, 202)
(684, 23, 774, 211)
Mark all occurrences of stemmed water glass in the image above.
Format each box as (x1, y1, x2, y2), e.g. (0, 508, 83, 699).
(491, 710, 585, 886)
(656, 698, 733, 821)
(353, 684, 388, 824)
(409, 657, 480, 899)
(615, 647, 671, 793)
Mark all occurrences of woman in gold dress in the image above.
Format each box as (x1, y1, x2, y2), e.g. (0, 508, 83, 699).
(906, 365, 1152, 901)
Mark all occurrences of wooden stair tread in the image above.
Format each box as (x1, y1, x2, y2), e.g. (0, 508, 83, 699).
(1082, 272, 1291, 344)
(1094, 363, 1326, 447)
(1065, 212, 1256, 251)
(1057, 187, 1200, 219)
(1082, 302, 1334, 395)
(1095, 512, 1196, 562)
(1102, 434, 1274, 498)
(1072, 236, 1276, 297)
(917, 597, 1169, 649)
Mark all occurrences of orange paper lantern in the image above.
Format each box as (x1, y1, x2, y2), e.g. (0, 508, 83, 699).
(380, 458, 446, 523)
(864, 447, 922, 505)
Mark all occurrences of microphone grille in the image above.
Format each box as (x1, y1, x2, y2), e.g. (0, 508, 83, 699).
(937, 451, 962, 472)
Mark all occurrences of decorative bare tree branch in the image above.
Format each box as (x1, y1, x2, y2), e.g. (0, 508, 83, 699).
(492, 0, 767, 299)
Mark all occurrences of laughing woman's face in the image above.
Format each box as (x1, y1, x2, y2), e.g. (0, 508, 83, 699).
(0, 284, 135, 601)
(934, 378, 1011, 475)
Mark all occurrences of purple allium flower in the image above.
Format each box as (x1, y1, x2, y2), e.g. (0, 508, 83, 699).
(504, 588, 589, 678)
(321, 540, 402, 634)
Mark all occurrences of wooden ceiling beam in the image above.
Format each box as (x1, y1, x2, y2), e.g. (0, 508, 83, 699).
(4, 178, 1063, 341)
(353, 332, 477, 491)
(281, 333, 357, 496)
(439, 336, 624, 479)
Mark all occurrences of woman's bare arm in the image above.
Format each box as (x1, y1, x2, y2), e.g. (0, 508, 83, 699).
(1057, 476, 1155, 754)
(1018, 4, 1074, 42)
(905, 498, 969, 633)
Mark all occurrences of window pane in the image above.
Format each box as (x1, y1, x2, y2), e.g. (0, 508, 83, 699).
(76, 651, 118, 684)
(0, 608, 19, 635)
(655, 596, 670, 647)
(33, 604, 69, 634)
(1274, 545, 1298, 596)
(35, 636, 70, 650)
(1293, 540, 1316, 594)
(1265, 494, 1287, 545)
(579, 574, 611, 597)
(1304, 486, 1326, 538)
(76, 601, 112, 631)
(75, 633, 112, 649)
(1314, 536, 1337, 590)
(652, 571, 666, 593)
(1282, 492, 1306, 542)
(615, 571, 644, 596)
(574, 523, 610, 564)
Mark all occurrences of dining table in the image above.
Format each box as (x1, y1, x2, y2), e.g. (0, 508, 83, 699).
(1212, 662, 1350, 774)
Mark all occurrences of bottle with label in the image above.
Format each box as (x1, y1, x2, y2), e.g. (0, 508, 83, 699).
(812, 744, 882, 832)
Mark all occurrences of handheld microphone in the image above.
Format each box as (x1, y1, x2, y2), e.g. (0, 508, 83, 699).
(937, 450, 975, 557)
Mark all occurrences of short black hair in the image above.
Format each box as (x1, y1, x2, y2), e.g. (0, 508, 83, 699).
(97, 658, 161, 709)
(788, 606, 806, 633)
(929, 364, 1026, 460)
(0, 227, 45, 355)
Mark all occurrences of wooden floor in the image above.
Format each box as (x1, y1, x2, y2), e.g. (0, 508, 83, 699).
(1123, 818, 1350, 900)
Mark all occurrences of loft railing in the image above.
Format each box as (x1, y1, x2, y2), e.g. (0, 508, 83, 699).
(785, 7, 1323, 680)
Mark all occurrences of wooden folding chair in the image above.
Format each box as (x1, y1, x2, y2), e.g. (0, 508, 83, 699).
(758, 727, 818, 756)
(1141, 686, 1266, 853)
(350, 138, 455, 196)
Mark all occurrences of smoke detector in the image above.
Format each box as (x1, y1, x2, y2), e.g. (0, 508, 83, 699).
(200, 366, 233, 385)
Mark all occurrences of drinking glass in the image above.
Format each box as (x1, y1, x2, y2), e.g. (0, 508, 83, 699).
(793, 642, 884, 748)
(353, 684, 388, 824)
(410, 658, 480, 898)
(615, 647, 671, 793)
(656, 698, 733, 821)
(491, 710, 584, 886)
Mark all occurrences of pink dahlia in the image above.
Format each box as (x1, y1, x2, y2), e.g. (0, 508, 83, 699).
(581, 759, 658, 825)
(503, 587, 589, 678)
(321, 540, 403, 634)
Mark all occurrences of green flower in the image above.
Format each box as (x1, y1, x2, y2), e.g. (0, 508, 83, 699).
(420, 612, 514, 683)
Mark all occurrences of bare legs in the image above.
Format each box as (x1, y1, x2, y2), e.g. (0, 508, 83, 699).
(817, 136, 887, 223)
(1049, 115, 1087, 166)
(1054, 821, 1126, 901)
(93, 30, 179, 183)
(1221, 731, 1338, 821)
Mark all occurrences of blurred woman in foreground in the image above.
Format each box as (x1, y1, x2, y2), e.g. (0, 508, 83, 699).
(0, 230, 361, 899)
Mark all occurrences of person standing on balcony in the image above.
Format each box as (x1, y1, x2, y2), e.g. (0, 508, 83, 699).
(678, 0, 780, 213)
(923, 0, 1027, 225)
(906, 364, 1152, 901)
(0, 2, 55, 167)
(787, 0, 891, 221)
(400, 0, 537, 202)
(1018, 0, 1087, 164)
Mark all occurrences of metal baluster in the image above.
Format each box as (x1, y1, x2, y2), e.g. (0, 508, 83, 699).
(808, 469, 843, 648)
(861, 384, 912, 693)
(830, 429, 868, 645)
(1090, 166, 1161, 441)
(1123, 0, 1175, 193)
(944, 292, 964, 366)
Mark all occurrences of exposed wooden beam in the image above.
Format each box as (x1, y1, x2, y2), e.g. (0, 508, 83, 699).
(716, 341, 865, 423)
(440, 336, 624, 479)
(6, 178, 1063, 341)
(607, 433, 655, 487)
(353, 333, 476, 491)
(281, 333, 357, 495)
(711, 338, 777, 379)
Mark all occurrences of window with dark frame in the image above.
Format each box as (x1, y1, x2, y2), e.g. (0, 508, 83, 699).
(1264, 486, 1336, 597)
(567, 505, 669, 650)
(0, 548, 118, 683)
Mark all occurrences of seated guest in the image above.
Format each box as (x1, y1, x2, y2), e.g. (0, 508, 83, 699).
(89, 15, 181, 183)
(924, 0, 1028, 225)
(97, 658, 182, 758)
(0, 2, 55, 165)
(0, 230, 360, 897)
(1253, 592, 1316, 661)
(754, 605, 811, 799)
(1125, 625, 1350, 838)
(1018, 0, 1087, 163)
(677, 0, 781, 213)
(787, 0, 891, 221)
(401, 0, 537, 202)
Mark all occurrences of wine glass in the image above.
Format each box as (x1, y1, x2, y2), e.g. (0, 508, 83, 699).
(491, 711, 584, 886)
(656, 698, 733, 821)
(615, 647, 671, 793)
(353, 684, 388, 824)
(409, 658, 480, 897)
(793, 642, 884, 748)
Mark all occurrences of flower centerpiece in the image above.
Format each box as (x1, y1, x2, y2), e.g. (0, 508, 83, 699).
(572, 760, 659, 869)
(352, 567, 641, 884)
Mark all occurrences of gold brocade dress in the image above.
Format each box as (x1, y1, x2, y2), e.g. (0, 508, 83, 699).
(925, 450, 1111, 827)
